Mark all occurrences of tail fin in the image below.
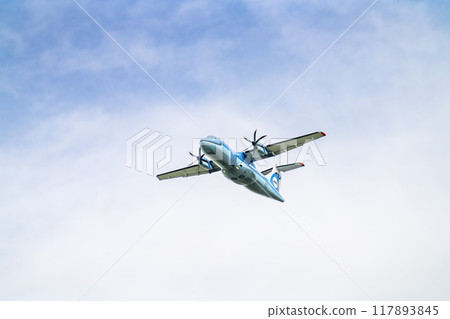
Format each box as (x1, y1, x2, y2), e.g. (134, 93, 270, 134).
(269, 170, 281, 192)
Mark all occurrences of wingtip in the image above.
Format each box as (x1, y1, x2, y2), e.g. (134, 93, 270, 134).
(320, 131, 326, 136)
(300, 162, 305, 166)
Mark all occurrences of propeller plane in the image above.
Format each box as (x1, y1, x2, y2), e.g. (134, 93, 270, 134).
(157, 130, 326, 202)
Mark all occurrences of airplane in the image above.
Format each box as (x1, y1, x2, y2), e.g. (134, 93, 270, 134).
(156, 130, 326, 202)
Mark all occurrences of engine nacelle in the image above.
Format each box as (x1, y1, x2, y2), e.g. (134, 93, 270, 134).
(200, 159, 213, 171)
(255, 144, 269, 156)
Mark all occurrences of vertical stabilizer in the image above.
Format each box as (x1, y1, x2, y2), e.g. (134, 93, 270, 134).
(269, 166, 281, 192)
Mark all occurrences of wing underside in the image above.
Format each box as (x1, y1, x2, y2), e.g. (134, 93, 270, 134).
(245, 131, 326, 161)
(156, 162, 221, 180)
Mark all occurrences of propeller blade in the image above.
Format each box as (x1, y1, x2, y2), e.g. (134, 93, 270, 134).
(244, 129, 268, 152)
(255, 134, 267, 144)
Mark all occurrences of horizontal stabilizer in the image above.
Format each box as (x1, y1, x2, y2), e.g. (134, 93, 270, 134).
(261, 162, 305, 176)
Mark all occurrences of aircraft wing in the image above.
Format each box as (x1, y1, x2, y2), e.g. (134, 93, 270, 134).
(156, 162, 221, 180)
(245, 131, 326, 161)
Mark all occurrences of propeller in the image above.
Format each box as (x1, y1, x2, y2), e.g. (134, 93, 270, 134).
(189, 147, 205, 164)
(244, 129, 267, 150)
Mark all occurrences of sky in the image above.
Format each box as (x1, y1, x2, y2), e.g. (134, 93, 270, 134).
(0, 0, 449, 300)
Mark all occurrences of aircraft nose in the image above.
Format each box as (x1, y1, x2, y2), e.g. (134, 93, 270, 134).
(200, 139, 216, 155)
